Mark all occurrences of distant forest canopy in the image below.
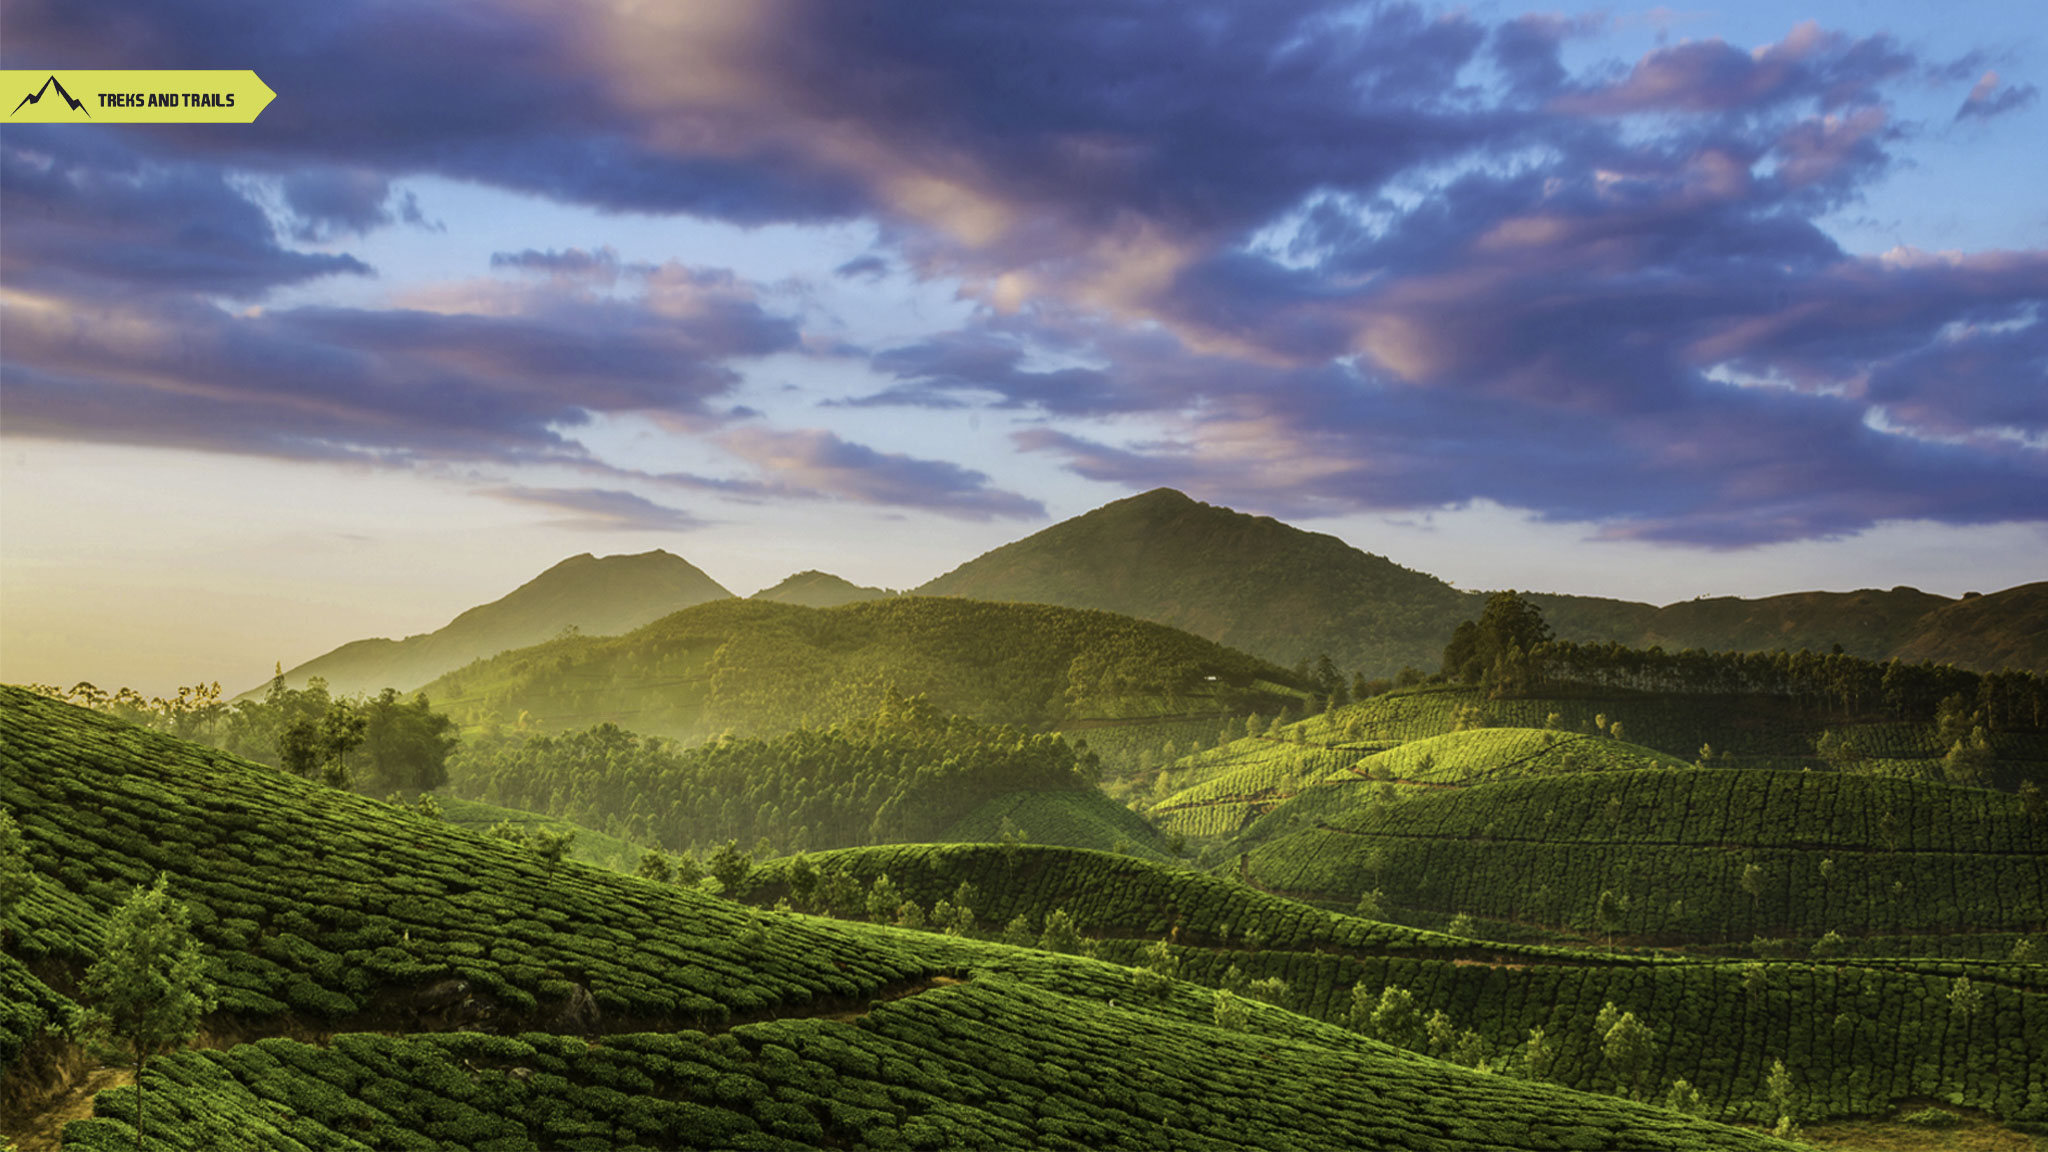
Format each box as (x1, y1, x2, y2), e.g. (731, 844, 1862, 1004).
(23, 673, 456, 797)
(1445, 592, 2047, 732)
(444, 692, 1099, 857)
(421, 596, 1318, 743)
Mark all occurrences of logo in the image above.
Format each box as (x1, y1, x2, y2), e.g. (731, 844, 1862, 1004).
(11, 75, 90, 118)
(4, 71, 274, 123)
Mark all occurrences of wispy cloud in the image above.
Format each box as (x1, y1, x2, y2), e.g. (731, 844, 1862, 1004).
(486, 486, 706, 531)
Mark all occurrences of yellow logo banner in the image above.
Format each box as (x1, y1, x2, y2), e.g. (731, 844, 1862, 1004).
(5, 71, 275, 123)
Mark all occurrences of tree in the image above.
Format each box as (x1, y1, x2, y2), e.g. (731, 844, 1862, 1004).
(1601, 1009, 1656, 1100)
(1942, 727, 1994, 786)
(636, 851, 674, 884)
(2021, 780, 2044, 825)
(1662, 1079, 1704, 1116)
(277, 717, 323, 780)
(709, 839, 753, 897)
(1739, 862, 1765, 915)
(1212, 989, 1249, 1032)
(1365, 985, 1422, 1048)
(317, 703, 368, 786)
(356, 690, 459, 796)
(1443, 592, 1553, 685)
(865, 873, 903, 922)
(1948, 975, 1984, 1017)
(530, 828, 575, 881)
(78, 876, 218, 1152)
(1519, 1026, 1554, 1081)
(1596, 888, 1626, 950)
(1131, 939, 1180, 1002)
(1764, 1058, 1798, 1137)
(1038, 907, 1083, 954)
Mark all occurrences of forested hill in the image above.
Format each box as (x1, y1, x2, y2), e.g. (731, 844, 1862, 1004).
(914, 488, 2044, 676)
(422, 596, 1313, 741)
(749, 569, 896, 608)
(266, 550, 735, 698)
(916, 487, 1474, 678)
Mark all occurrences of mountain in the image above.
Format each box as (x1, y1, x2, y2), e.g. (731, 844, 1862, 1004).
(750, 569, 896, 608)
(917, 488, 2044, 676)
(265, 550, 733, 698)
(917, 488, 1473, 679)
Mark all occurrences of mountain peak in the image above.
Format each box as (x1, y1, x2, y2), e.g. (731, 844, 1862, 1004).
(267, 551, 734, 697)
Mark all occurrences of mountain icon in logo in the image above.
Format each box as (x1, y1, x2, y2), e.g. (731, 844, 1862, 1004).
(12, 75, 90, 117)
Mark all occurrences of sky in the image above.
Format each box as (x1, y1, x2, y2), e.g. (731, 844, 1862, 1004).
(2, 0, 2044, 698)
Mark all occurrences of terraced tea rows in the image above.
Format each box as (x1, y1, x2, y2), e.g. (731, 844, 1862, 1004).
(744, 844, 2048, 1123)
(1240, 768, 2048, 948)
(57, 978, 1803, 1152)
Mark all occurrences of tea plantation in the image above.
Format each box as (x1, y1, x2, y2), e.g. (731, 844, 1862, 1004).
(5, 686, 1828, 1151)
(1238, 767, 2048, 952)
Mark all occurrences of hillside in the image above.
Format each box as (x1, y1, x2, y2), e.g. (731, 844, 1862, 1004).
(267, 551, 734, 698)
(422, 596, 1313, 742)
(1893, 582, 2048, 674)
(4, 688, 1849, 1151)
(1238, 766, 2048, 953)
(917, 487, 1475, 678)
(749, 570, 896, 608)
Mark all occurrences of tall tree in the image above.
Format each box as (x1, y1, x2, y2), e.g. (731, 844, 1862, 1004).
(78, 876, 218, 1152)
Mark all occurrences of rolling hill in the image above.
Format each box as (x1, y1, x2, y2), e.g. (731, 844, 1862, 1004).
(7, 687, 1859, 1151)
(421, 596, 1314, 742)
(263, 551, 734, 698)
(749, 570, 896, 608)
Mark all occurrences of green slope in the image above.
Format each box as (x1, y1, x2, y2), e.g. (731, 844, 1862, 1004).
(736, 842, 2048, 1126)
(1238, 767, 2048, 954)
(5, 688, 1834, 1151)
(937, 790, 1178, 861)
(422, 595, 1311, 742)
(57, 977, 1806, 1152)
(269, 550, 734, 698)
(1150, 725, 1689, 839)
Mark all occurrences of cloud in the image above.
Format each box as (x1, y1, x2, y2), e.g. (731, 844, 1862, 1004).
(834, 255, 889, 280)
(1955, 70, 2039, 122)
(0, 255, 804, 469)
(721, 428, 1045, 520)
(486, 486, 706, 531)
(4, 1, 2043, 545)
(1, 127, 370, 298)
(280, 168, 432, 241)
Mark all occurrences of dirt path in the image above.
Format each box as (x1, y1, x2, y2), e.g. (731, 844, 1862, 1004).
(5, 1065, 130, 1152)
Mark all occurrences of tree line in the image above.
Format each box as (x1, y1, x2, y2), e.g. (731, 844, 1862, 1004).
(27, 671, 457, 795)
(446, 690, 1101, 856)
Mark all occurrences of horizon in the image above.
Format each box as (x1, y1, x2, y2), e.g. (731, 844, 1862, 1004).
(4, 0, 2044, 697)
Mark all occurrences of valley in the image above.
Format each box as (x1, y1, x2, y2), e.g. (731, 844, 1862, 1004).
(3, 491, 2044, 1151)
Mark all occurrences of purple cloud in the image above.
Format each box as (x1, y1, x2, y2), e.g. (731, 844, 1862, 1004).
(1955, 71, 2039, 122)
(722, 428, 1044, 521)
(3, 1, 2042, 545)
(487, 486, 706, 532)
